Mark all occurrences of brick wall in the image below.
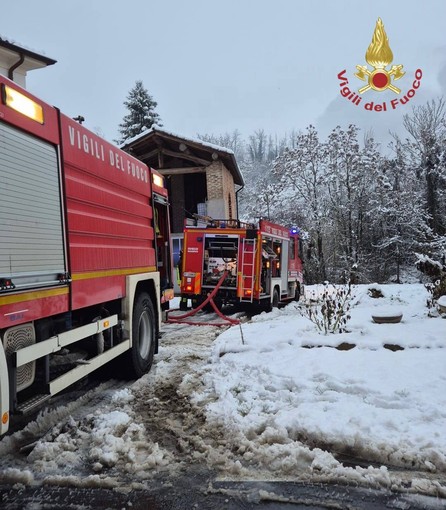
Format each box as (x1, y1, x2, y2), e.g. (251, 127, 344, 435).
(222, 163, 237, 219)
(206, 161, 236, 218)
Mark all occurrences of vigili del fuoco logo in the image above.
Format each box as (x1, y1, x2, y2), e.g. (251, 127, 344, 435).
(337, 18, 422, 112)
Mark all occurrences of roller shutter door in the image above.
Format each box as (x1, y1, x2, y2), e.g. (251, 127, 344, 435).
(0, 121, 65, 289)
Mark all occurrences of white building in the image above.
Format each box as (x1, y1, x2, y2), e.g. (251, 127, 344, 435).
(0, 36, 56, 88)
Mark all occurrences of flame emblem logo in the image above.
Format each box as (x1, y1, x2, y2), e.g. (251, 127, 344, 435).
(355, 18, 405, 94)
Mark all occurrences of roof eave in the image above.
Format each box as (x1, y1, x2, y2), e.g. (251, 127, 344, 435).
(0, 38, 56, 67)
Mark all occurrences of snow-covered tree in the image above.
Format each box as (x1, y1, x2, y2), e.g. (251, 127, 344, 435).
(370, 143, 433, 282)
(197, 130, 245, 163)
(273, 126, 330, 282)
(199, 97, 446, 284)
(325, 125, 382, 281)
(402, 98, 446, 238)
(117, 80, 162, 144)
(237, 130, 287, 222)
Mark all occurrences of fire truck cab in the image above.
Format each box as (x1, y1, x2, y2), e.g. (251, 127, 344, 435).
(180, 218, 303, 311)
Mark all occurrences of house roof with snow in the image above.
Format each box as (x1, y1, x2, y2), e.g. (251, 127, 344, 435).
(121, 128, 244, 186)
(0, 35, 56, 86)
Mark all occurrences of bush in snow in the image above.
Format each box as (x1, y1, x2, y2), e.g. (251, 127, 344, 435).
(367, 285, 384, 298)
(425, 279, 446, 311)
(301, 282, 353, 334)
(416, 253, 446, 308)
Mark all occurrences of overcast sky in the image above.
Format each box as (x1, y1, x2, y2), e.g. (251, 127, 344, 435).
(3, 0, 446, 148)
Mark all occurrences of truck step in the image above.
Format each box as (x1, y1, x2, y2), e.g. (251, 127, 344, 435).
(16, 393, 51, 415)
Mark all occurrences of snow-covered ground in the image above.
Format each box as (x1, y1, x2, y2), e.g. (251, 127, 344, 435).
(0, 284, 445, 503)
(190, 284, 446, 493)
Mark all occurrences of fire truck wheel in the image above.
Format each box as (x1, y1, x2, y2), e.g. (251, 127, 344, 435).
(125, 292, 156, 378)
(272, 288, 280, 308)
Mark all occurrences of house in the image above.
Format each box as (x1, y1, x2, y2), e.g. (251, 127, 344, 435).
(0, 36, 56, 88)
(121, 128, 244, 231)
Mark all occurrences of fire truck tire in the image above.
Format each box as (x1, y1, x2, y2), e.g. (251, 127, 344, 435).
(272, 288, 280, 308)
(125, 292, 156, 379)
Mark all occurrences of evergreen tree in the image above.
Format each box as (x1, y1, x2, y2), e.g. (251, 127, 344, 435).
(117, 80, 162, 144)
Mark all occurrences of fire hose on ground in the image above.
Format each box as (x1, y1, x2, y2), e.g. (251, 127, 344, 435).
(165, 271, 241, 326)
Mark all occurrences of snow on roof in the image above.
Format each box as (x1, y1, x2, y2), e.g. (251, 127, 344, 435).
(0, 34, 56, 64)
(122, 127, 235, 156)
(1, 34, 35, 53)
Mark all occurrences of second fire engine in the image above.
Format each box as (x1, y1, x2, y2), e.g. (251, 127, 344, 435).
(180, 218, 304, 311)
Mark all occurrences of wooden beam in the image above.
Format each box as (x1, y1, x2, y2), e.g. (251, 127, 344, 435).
(138, 148, 161, 161)
(157, 166, 206, 176)
(158, 150, 164, 169)
(161, 148, 211, 166)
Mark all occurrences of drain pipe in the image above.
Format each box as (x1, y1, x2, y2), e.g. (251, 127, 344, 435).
(235, 184, 244, 221)
(8, 53, 25, 82)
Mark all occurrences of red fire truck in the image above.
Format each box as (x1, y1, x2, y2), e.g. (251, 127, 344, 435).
(0, 75, 173, 435)
(180, 218, 303, 311)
